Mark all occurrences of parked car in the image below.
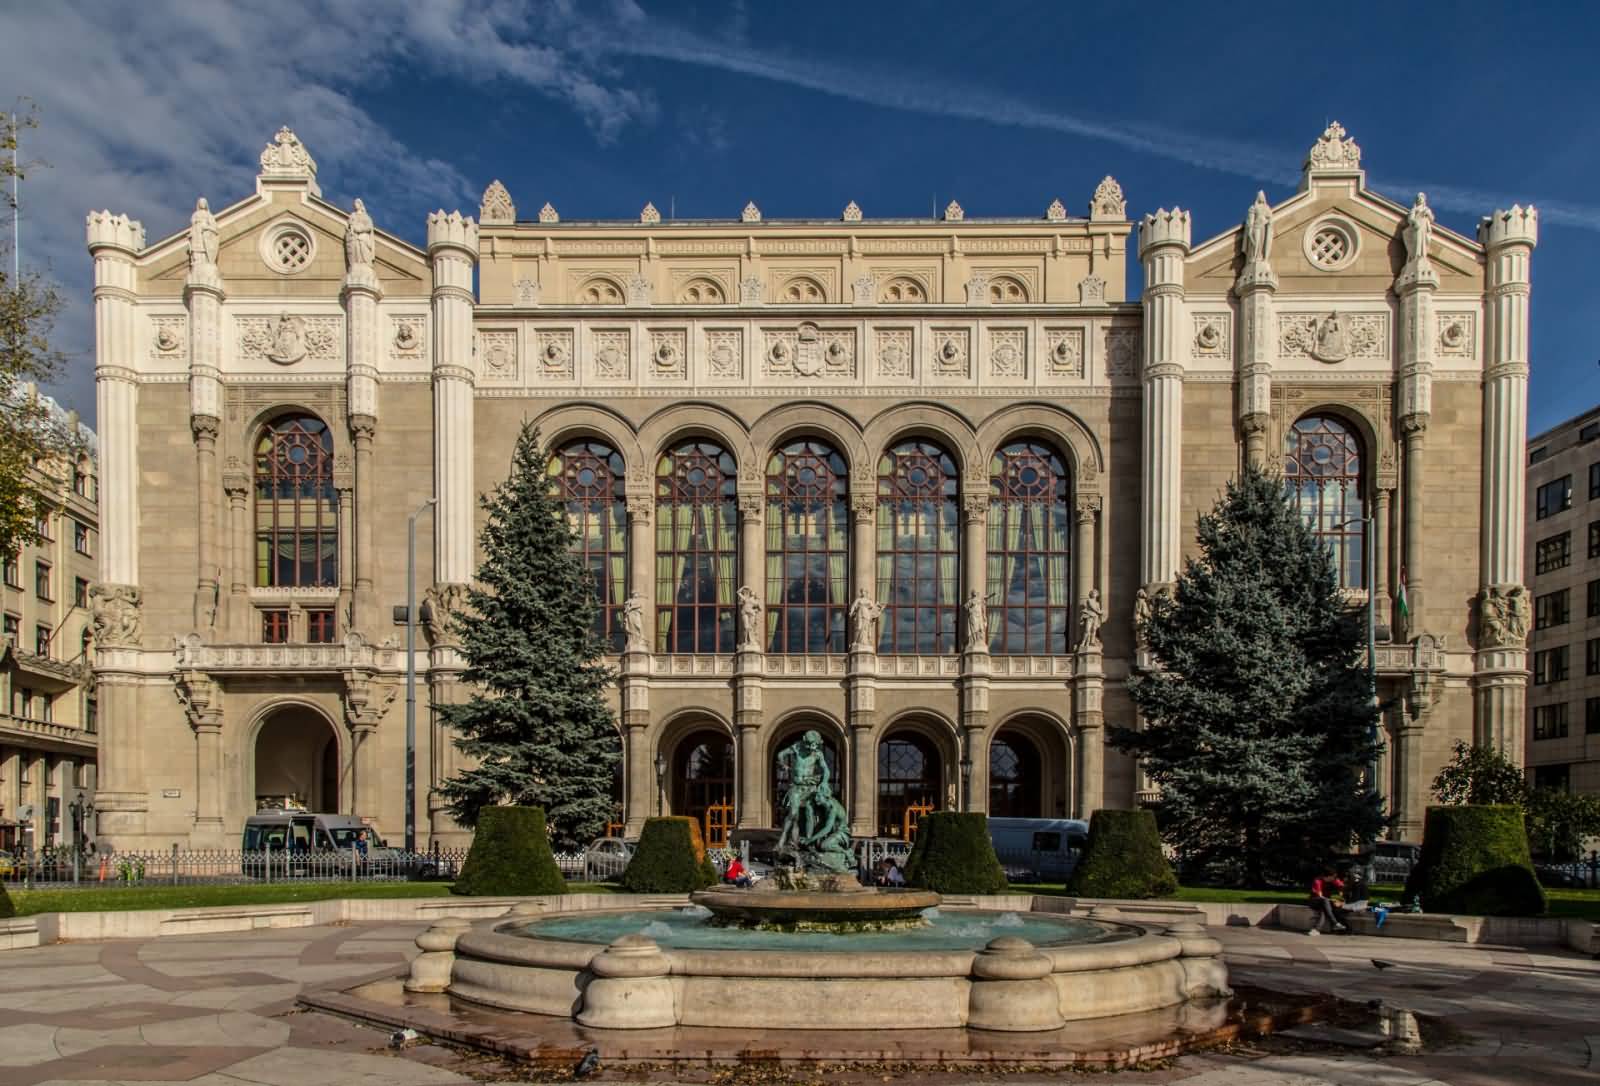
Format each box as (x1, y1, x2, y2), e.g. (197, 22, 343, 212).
(241, 810, 450, 880)
(582, 837, 635, 881)
(987, 817, 1088, 883)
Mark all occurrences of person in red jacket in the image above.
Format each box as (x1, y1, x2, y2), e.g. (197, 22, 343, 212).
(724, 856, 751, 888)
(1308, 867, 1349, 933)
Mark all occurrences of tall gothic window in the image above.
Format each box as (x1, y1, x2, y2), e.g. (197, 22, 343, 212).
(877, 439, 959, 654)
(550, 440, 627, 651)
(1285, 414, 1366, 588)
(656, 440, 737, 653)
(765, 438, 849, 653)
(254, 414, 337, 587)
(988, 440, 1072, 654)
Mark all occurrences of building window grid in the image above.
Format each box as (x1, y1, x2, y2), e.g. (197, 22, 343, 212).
(877, 440, 961, 654)
(35, 514, 52, 541)
(1535, 589, 1571, 630)
(1589, 579, 1600, 619)
(1590, 461, 1600, 500)
(1588, 697, 1600, 735)
(1533, 702, 1570, 740)
(73, 577, 88, 609)
(2, 555, 17, 588)
(1284, 415, 1366, 588)
(33, 561, 51, 601)
(261, 610, 290, 644)
(1537, 475, 1573, 520)
(306, 609, 336, 644)
(72, 521, 91, 557)
(765, 439, 849, 654)
(1536, 532, 1572, 575)
(988, 441, 1072, 654)
(551, 441, 629, 652)
(655, 440, 738, 654)
(254, 415, 339, 588)
(34, 625, 50, 657)
(2, 613, 17, 647)
(1589, 521, 1600, 560)
(1588, 638, 1600, 677)
(1534, 645, 1570, 686)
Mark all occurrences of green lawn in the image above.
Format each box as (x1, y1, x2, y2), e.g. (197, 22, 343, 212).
(5, 880, 618, 916)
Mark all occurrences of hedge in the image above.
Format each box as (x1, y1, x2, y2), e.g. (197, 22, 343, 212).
(451, 806, 567, 896)
(1405, 804, 1547, 917)
(0, 878, 12, 919)
(621, 817, 718, 893)
(1066, 809, 1178, 899)
(904, 812, 1008, 894)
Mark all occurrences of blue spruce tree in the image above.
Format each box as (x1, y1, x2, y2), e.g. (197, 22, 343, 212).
(1113, 465, 1385, 886)
(439, 423, 622, 851)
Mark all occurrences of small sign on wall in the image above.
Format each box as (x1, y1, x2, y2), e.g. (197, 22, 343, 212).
(162, 789, 182, 799)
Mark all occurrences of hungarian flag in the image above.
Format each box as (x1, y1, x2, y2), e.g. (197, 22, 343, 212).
(1396, 568, 1410, 622)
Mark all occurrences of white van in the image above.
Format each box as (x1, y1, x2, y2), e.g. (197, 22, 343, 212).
(987, 817, 1089, 882)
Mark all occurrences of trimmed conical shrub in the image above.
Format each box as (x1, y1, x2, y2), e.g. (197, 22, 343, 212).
(1066, 809, 1178, 899)
(621, 817, 718, 893)
(451, 806, 567, 896)
(0, 878, 13, 919)
(904, 812, 1008, 894)
(1406, 805, 1546, 916)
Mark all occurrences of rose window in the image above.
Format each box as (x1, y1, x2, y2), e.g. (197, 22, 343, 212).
(1306, 221, 1357, 271)
(272, 230, 312, 271)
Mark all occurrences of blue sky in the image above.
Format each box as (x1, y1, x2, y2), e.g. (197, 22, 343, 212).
(4, 1, 1596, 433)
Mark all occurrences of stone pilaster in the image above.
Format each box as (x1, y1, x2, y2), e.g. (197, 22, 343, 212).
(185, 250, 224, 634)
(343, 671, 396, 818)
(846, 489, 879, 835)
(959, 492, 989, 812)
(223, 465, 251, 640)
(1473, 205, 1537, 760)
(1138, 208, 1191, 589)
(87, 210, 148, 844)
(173, 669, 225, 845)
(1395, 202, 1438, 641)
(344, 243, 382, 630)
(1074, 649, 1105, 817)
(426, 210, 479, 586)
(1233, 196, 1277, 469)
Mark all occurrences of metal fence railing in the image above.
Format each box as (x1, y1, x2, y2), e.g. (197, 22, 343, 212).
(0, 845, 472, 890)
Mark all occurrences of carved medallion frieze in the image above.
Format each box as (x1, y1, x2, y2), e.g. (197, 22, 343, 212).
(477, 330, 517, 382)
(1105, 327, 1139, 377)
(535, 329, 575, 380)
(390, 315, 426, 360)
(151, 316, 187, 362)
(592, 329, 631, 380)
(988, 328, 1027, 378)
(238, 313, 341, 366)
(705, 329, 743, 381)
(874, 329, 913, 379)
(1437, 312, 1476, 358)
(1192, 314, 1231, 359)
(648, 329, 688, 380)
(1278, 312, 1386, 363)
(929, 328, 971, 380)
(1045, 328, 1084, 379)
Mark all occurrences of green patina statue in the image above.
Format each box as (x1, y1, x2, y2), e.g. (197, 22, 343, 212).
(774, 730, 857, 875)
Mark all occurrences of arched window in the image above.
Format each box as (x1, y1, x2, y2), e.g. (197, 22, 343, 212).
(673, 729, 735, 847)
(656, 440, 738, 653)
(877, 440, 960, 653)
(577, 276, 625, 305)
(765, 439, 849, 653)
(676, 277, 725, 304)
(550, 440, 627, 651)
(1284, 415, 1366, 588)
(989, 731, 1042, 817)
(780, 276, 826, 303)
(879, 277, 926, 303)
(988, 275, 1029, 303)
(878, 731, 942, 839)
(254, 414, 337, 587)
(988, 441, 1072, 654)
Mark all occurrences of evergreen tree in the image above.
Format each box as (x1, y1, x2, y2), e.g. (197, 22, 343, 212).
(1112, 465, 1385, 886)
(438, 423, 622, 851)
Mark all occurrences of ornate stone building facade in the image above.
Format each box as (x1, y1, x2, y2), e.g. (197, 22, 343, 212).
(85, 123, 1535, 849)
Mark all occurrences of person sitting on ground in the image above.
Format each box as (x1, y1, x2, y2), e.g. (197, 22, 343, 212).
(1308, 866, 1349, 933)
(724, 856, 751, 888)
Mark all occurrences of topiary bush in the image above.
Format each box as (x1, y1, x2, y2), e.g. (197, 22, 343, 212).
(1066, 809, 1178, 899)
(451, 806, 567, 896)
(621, 817, 718, 893)
(1405, 805, 1546, 917)
(904, 812, 1008, 894)
(0, 878, 13, 919)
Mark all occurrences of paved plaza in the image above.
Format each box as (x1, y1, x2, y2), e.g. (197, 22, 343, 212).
(0, 920, 1596, 1085)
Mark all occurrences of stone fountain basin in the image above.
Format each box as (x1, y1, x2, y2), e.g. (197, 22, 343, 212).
(689, 885, 942, 930)
(446, 906, 1231, 1032)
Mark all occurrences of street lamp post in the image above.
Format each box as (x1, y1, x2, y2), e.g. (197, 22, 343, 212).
(405, 497, 437, 854)
(959, 755, 974, 813)
(653, 753, 667, 816)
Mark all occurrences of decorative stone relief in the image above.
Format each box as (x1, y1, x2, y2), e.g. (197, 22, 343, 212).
(538, 202, 559, 223)
(535, 330, 574, 380)
(151, 316, 187, 361)
(1078, 275, 1105, 304)
(1278, 312, 1386, 363)
(989, 328, 1026, 378)
(479, 180, 515, 224)
(477, 330, 517, 381)
(1045, 328, 1084, 378)
(1305, 121, 1361, 172)
(875, 329, 913, 379)
(741, 201, 762, 223)
(776, 273, 830, 304)
(879, 273, 930, 303)
(514, 279, 540, 306)
(648, 329, 687, 380)
(258, 126, 317, 181)
(390, 315, 426, 359)
(89, 583, 142, 648)
(640, 202, 661, 225)
(930, 329, 970, 379)
(1045, 198, 1067, 222)
(763, 328, 799, 377)
(1478, 584, 1530, 648)
(1090, 176, 1125, 220)
(1437, 312, 1476, 357)
(852, 275, 877, 304)
(740, 277, 764, 305)
(1192, 314, 1231, 359)
(238, 313, 341, 366)
(592, 330, 631, 380)
(705, 329, 743, 380)
(1105, 328, 1139, 377)
(964, 271, 990, 306)
(820, 330, 856, 378)
(943, 200, 964, 222)
(842, 201, 862, 222)
(625, 274, 652, 306)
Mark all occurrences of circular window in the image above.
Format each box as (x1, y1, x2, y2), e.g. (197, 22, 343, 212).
(1304, 219, 1358, 271)
(261, 222, 316, 275)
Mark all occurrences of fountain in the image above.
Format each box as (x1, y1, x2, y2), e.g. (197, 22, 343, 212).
(437, 730, 1233, 1036)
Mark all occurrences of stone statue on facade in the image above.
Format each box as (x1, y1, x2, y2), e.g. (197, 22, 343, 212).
(1076, 588, 1104, 652)
(848, 590, 883, 653)
(1133, 587, 1152, 650)
(1242, 191, 1273, 265)
(774, 730, 854, 874)
(90, 583, 143, 648)
(1404, 192, 1434, 270)
(345, 198, 376, 270)
(621, 591, 648, 653)
(963, 589, 990, 651)
(1505, 585, 1530, 643)
(187, 198, 218, 273)
(736, 585, 763, 653)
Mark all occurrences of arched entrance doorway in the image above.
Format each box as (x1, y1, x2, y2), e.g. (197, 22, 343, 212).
(878, 731, 942, 839)
(254, 706, 339, 812)
(770, 726, 843, 831)
(672, 729, 735, 847)
(989, 730, 1042, 817)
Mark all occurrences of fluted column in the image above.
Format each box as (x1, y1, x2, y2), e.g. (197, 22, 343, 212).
(1138, 209, 1191, 591)
(349, 418, 375, 625)
(1373, 487, 1393, 632)
(87, 210, 147, 845)
(1396, 225, 1436, 642)
(959, 493, 989, 812)
(1474, 205, 1538, 758)
(223, 467, 250, 638)
(1073, 492, 1104, 816)
(621, 494, 654, 835)
(625, 723, 653, 833)
(185, 257, 224, 634)
(847, 489, 879, 835)
(426, 211, 479, 586)
(344, 245, 382, 629)
(735, 491, 765, 828)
